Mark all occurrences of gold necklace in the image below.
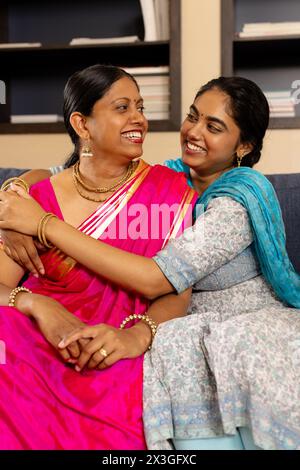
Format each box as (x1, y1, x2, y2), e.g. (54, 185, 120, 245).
(72, 161, 136, 202)
(73, 161, 134, 194)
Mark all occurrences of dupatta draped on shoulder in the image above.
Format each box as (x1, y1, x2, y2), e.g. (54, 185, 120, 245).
(198, 167, 300, 308)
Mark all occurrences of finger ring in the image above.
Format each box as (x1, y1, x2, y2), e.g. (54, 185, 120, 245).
(99, 348, 108, 358)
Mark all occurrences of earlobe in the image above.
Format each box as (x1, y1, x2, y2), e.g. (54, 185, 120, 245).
(69, 112, 89, 140)
(239, 142, 253, 157)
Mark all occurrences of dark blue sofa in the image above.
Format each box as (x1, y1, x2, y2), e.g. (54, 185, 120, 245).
(0, 168, 299, 272)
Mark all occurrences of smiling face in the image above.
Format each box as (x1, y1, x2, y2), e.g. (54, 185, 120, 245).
(180, 88, 248, 177)
(83, 76, 148, 163)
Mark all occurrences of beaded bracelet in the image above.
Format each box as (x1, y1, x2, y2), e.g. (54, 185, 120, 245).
(1, 177, 29, 193)
(119, 314, 158, 349)
(37, 212, 57, 249)
(8, 286, 32, 308)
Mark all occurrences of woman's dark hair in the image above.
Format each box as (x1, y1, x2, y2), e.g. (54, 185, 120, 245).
(63, 64, 139, 168)
(195, 76, 269, 167)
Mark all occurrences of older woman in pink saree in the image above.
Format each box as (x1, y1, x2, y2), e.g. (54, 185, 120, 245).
(0, 65, 196, 449)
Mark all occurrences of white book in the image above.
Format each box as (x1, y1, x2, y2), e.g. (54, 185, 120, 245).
(144, 101, 169, 112)
(0, 42, 41, 48)
(138, 75, 169, 85)
(124, 65, 169, 75)
(11, 114, 64, 124)
(239, 30, 300, 38)
(264, 91, 291, 98)
(243, 22, 300, 31)
(270, 112, 295, 117)
(269, 106, 295, 112)
(145, 111, 169, 120)
(140, 85, 169, 95)
(139, 0, 158, 41)
(154, 0, 170, 40)
(268, 101, 295, 107)
(267, 97, 294, 106)
(142, 93, 170, 101)
(70, 36, 139, 45)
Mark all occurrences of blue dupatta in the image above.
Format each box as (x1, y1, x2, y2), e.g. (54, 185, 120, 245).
(197, 167, 300, 308)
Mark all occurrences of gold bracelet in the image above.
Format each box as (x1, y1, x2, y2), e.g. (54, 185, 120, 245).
(8, 286, 32, 308)
(1, 177, 29, 193)
(120, 314, 158, 350)
(37, 212, 57, 249)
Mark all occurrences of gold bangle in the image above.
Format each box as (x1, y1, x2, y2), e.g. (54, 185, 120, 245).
(37, 212, 57, 249)
(119, 314, 158, 350)
(1, 177, 29, 193)
(8, 286, 32, 308)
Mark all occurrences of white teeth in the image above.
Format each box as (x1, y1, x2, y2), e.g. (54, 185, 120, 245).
(186, 141, 206, 152)
(123, 132, 142, 139)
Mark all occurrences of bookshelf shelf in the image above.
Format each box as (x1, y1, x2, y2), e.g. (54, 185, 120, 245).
(0, 0, 181, 134)
(222, 0, 300, 129)
(234, 36, 300, 67)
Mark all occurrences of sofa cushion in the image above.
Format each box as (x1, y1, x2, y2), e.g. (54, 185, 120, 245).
(0, 168, 28, 187)
(267, 173, 300, 273)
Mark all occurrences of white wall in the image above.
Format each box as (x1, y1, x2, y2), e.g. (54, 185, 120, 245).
(1, 0, 299, 174)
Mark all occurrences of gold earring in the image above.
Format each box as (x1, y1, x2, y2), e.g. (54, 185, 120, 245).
(81, 140, 93, 158)
(237, 152, 246, 167)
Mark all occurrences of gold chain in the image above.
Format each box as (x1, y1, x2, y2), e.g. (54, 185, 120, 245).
(72, 161, 137, 202)
(73, 160, 134, 194)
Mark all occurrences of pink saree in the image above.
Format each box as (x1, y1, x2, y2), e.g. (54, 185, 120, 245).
(0, 160, 197, 450)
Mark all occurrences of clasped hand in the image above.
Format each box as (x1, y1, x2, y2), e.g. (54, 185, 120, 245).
(58, 322, 150, 372)
(31, 295, 149, 372)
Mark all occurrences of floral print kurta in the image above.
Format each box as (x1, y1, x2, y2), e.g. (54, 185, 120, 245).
(143, 197, 300, 450)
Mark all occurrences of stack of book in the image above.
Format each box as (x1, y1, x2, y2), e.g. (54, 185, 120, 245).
(139, 0, 169, 41)
(238, 22, 300, 38)
(125, 66, 170, 120)
(264, 91, 296, 118)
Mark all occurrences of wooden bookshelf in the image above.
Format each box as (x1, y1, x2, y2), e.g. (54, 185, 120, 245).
(0, 0, 181, 134)
(221, 0, 300, 129)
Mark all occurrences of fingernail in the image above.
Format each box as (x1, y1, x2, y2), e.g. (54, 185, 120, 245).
(39, 269, 45, 275)
(58, 340, 65, 348)
(33, 273, 39, 278)
(67, 358, 77, 364)
(75, 365, 81, 372)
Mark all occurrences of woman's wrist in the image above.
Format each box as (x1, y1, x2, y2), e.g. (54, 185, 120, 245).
(14, 291, 36, 317)
(130, 321, 152, 352)
(43, 215, 59, 245)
